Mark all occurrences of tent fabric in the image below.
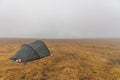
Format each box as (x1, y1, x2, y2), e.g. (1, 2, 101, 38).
(11, 40, 50, 62)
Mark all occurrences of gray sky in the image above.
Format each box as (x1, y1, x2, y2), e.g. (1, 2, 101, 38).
(0, 0, 120, 38)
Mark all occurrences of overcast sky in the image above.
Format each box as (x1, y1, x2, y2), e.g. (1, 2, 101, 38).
(0, 0, 120, 38)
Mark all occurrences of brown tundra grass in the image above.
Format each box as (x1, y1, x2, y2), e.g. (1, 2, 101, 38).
(0, 39, 120, 80)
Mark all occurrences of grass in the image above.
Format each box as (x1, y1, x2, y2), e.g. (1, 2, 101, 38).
(0, 39, 120, 80)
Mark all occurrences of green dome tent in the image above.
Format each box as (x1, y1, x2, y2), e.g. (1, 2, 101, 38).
(10, 40, 50, 62)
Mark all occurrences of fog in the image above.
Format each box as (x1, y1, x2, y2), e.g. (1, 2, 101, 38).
(0, 0, 120, 38)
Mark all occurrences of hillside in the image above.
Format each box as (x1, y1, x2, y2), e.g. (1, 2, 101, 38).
(0, 39, 120, 80)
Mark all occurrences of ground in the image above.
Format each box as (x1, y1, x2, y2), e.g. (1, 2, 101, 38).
(0, 38, 120, 80)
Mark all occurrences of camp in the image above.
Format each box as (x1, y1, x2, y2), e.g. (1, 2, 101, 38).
(10, 40, 50, 62)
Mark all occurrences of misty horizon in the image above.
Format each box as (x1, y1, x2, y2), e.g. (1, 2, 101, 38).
(0, 0, 120, 38)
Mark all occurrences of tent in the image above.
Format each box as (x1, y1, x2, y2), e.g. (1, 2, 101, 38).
(10, 40, 50, 62)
